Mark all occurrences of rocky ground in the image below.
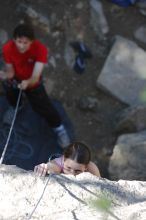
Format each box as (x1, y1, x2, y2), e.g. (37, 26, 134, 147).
(0, 0, 145, 178)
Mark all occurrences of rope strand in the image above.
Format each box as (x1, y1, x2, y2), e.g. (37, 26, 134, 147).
(0, 89, 22, 164)
(26, 175, 51, 220)
(25, 154, 54, 220)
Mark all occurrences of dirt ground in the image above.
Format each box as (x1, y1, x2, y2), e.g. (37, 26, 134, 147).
(0, 0, 145, 178)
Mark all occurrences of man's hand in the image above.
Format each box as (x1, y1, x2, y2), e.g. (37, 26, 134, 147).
(18, 62, 44, 90)
(18, 80, 30, 90)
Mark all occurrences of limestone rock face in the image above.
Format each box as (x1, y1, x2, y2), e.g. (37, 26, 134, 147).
(1, 165, 146, 220)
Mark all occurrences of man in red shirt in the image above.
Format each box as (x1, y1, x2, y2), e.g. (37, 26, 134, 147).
(0, 23, 70, 148)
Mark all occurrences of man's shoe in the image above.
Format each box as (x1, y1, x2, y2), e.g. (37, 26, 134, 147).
(73, 54, 85, 74)
(70, 41, 92, 59)
(54, 124, 71, 148)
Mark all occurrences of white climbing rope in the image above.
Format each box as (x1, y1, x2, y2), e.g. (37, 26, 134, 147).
(25, 154, 56, 220)
(26, 175, 51, 220)
(0, 89, 22, 164)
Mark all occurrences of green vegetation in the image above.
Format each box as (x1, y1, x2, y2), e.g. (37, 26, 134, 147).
(88, 194, 121, 220)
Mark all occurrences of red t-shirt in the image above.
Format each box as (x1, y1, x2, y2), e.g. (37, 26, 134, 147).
(2, 40, 48, 81)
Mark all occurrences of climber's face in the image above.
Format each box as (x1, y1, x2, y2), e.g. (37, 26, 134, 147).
(63, 158, 87, 175)
(14, 37, 32, 53)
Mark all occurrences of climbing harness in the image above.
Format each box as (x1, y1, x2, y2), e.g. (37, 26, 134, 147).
(0, 88, 22, 164)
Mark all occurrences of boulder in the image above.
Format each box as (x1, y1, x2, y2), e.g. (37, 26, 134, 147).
(115, 105, 146, 134)
(109, 130, 146, 180)
(97, 36, 146, 106)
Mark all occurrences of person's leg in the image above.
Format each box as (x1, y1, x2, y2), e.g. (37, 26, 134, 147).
(2, 80, 22, 124)
(25, 84, 70, 147)
(25, 84, 61, 127)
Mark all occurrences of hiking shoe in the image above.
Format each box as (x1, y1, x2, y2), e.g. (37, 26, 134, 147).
(73, 54, 85, 74)
(3, 106, 15, 125)
(70, 41, 92, 59)
(54, 124, 71, 148)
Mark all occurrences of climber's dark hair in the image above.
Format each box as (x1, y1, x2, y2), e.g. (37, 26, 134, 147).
(63, 142, 91, 165)
(13, 23, 35, 40)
